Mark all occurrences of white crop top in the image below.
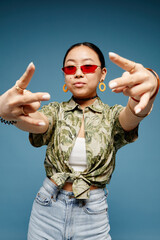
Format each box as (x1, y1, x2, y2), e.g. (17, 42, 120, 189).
(69, 137, 87, 172)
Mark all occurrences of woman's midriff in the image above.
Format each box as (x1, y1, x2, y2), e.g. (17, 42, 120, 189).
(49, 126, 98, 192)
(49, 178, 98, 192)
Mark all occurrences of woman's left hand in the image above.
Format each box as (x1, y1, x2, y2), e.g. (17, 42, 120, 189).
(108, 52, 158, 112)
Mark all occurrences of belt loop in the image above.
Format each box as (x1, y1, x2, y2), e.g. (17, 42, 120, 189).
(44, 177, 60, 202)
(51, 189, 59, 202)
(51, 186, 60, 202)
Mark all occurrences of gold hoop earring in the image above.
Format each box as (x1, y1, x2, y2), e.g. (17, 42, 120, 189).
(99, 82, 106, 92)
(63, 84, 68, 92)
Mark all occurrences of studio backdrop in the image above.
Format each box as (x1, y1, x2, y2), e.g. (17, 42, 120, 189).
(0, 0, 160, 239)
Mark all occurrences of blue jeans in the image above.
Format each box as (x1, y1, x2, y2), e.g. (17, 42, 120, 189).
(28, 177, 111, 240)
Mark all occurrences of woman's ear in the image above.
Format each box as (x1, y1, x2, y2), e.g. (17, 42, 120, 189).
(101, 67, 107, 81)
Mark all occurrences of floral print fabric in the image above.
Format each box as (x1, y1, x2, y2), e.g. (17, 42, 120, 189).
(29, 97, 138, 199)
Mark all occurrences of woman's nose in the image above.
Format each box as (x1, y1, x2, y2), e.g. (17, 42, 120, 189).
(74, 66, 84, 77)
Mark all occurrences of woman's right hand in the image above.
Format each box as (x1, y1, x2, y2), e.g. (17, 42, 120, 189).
(0, 63, 51, 133)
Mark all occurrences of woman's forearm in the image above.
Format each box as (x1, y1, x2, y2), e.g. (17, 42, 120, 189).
(119, 97, 154, 131)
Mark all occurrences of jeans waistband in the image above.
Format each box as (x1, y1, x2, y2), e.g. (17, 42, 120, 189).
(42, 177, 107, 202)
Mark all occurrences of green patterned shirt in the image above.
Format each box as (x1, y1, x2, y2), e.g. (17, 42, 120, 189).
(29, 97, 138, 199)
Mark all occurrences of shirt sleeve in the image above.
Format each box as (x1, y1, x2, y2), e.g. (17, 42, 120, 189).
(110, 104, 139, 151)
(29, 102, 59, 147)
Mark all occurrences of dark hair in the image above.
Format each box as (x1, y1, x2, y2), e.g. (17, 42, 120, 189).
(63, 42, 105, 68)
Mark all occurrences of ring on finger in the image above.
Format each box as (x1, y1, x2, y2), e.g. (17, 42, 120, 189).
(15, 81, 25, 93)
(129, 63, 136, 74)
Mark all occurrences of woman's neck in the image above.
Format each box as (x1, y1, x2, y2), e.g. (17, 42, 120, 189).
(72, 94, 98, 109)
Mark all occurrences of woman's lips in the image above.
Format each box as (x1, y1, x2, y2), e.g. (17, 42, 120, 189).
(74, 82, 86, 87)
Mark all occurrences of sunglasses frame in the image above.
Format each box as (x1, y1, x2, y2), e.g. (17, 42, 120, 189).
(62, 64, 101, 75)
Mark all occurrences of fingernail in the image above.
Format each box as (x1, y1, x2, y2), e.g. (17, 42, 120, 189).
(109, 82, 117, 89)
(42, 94, 50, 100)
(27, 62, 34, 71)
(109, 52, 117, 58)
(38, 121, 46, 126)
(135, 108, 141, 114)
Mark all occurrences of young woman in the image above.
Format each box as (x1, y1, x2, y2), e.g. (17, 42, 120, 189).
(0, 42, 159, 240)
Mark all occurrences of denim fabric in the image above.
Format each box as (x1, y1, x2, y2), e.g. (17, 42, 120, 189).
(28, 177, 111, 240)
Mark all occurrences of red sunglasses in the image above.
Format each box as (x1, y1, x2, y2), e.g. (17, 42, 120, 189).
(62, 64, 101, 75)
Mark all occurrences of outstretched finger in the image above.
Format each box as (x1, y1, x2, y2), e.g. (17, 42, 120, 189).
(23, 102, 41, 114)
(109, 52, 137, 73)
(18, 115, 46, 127)
(112, 86, 127, 93)
(17, 92, 51, 105)
(16, 62, 35, 90)
(22, 90, 41, 114)
(134, 93, 150, 114)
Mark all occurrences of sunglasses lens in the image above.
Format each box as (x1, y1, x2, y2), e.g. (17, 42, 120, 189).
(62, 66, 76, 74)
(62, 65, 99, 74)
(81, 65, 98, 73)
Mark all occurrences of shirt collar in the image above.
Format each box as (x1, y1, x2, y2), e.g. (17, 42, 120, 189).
(62, 96, 104, 113)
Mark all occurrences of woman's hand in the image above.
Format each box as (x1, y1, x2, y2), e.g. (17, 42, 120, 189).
(108, 52, 158, 113)
(0, 63, 50, 127)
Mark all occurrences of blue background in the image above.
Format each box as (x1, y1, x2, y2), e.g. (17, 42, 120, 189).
(0, 0, 160, 239)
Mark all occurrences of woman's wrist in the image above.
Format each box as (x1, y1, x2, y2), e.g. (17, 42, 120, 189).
(0, 117, 17, 125)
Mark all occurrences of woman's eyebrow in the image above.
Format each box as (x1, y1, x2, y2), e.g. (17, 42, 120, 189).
(66, 58, 94, 63)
